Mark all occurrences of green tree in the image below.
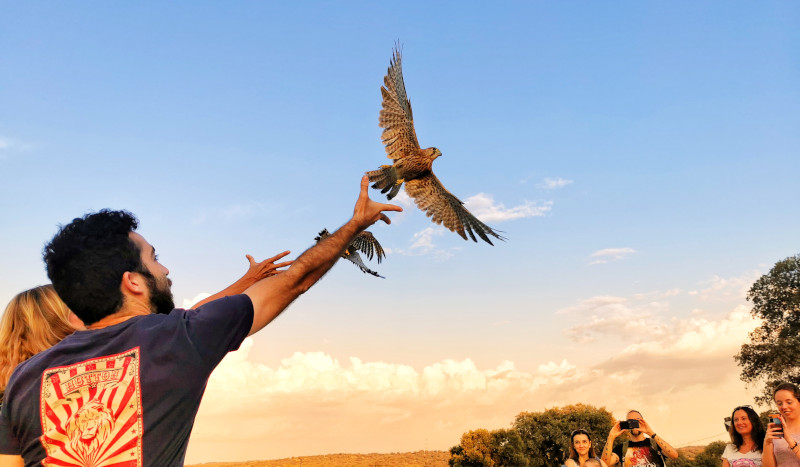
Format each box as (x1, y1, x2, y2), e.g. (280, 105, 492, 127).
(735, 254, 800, 404)
(490, 428, 529, 467)
(449, 429, 495, 467)
(692, 441, 726, 466)
(512, 403, 615, 466)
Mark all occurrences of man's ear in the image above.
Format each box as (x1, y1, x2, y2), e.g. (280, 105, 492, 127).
(121, 271, 148, 296)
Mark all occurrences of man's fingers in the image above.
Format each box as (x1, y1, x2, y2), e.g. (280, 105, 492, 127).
(246, 254, 256, 266)
(379, 214, 391, 224)
(274, 260, 293, 268)
(267, 250, 291, 262)
(380, 202, 403, 213)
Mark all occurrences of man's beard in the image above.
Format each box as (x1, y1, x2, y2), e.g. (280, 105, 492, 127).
(141, 271, 175, 314)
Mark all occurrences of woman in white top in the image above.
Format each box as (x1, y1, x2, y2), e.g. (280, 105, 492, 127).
(763, 382, 800, 466)
(721, 405, 764, 466)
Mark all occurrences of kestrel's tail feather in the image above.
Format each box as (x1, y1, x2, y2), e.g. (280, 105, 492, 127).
(366, 166, 403, 200)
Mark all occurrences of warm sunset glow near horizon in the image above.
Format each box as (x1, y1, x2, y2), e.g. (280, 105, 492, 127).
(1, 1, 798, 463)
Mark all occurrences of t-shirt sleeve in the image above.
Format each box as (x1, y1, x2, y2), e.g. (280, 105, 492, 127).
(0, 402, 21, 455)
(612, 444, 622, 461)
(720, 443, 733, 460)
(182, 294, 254, 368)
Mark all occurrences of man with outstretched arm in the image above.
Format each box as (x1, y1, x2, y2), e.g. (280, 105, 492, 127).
(0, 176, 401, 466)
(601, 410, 678, 466)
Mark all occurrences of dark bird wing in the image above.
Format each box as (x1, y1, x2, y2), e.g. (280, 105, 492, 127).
(343, 251, 385, 278)
(379, 46, 421, 160)
(350, 231, 386, 263)
(405, 174, 506, 245)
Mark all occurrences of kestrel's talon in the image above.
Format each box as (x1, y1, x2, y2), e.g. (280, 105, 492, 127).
(396, 179, 404, 185)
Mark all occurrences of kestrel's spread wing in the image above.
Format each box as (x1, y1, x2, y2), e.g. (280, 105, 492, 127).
(405, 174, 505, 245)
(342, 250, 384, 279)
(350, 231, 385, 263)
(379, 47, 421, 160)
(314, 229, 385, 278)
(367, 45, 507, 246)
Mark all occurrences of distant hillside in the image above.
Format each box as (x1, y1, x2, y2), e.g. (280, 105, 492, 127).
(188, 446, 711, 466)
(187, 450, 450, 467)
(677, 445, 707, 460)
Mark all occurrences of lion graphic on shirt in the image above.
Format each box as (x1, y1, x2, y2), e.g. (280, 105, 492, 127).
(65, 400, 115, 463)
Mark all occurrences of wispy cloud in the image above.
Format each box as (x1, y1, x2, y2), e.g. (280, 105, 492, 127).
(392, 226, 455, 260)
(0, 136, 36, 159)
(688, 271, 760, 303)
(589, 247, 636, 265)
(558, 295, 671, 343)
(464, 193, 552, 222)
(537, 177, 573, 190)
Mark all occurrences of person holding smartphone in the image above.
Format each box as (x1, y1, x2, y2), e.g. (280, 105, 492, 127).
(601, 410, 678, 466)
(763, 382, 800, 466)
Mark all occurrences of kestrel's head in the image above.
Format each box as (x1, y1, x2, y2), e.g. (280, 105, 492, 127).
(426, 147, 442, 160)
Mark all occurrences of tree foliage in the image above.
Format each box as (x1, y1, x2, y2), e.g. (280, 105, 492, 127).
(490, 429, 528, 467)
(670, 441, 726, 467)
(449, 429, 495, 467)
(735, 254, 800, 403)
(450, 403, 613, 467)
(513, 403, 615, 466)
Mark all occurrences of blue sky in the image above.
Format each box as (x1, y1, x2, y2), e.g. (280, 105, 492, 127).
(1, 1, 799, 461)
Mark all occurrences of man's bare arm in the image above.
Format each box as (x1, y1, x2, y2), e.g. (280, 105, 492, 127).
(602, 421, 622, 465)
(0, 455, 23, 467)
(651, 434, 678, 459)
(192, 252, 292, 309)
(244, 176, 401, 335)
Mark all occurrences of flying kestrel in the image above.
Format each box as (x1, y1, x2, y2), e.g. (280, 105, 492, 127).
(315, 228, 386, 278)
(365, 46, 505, 245)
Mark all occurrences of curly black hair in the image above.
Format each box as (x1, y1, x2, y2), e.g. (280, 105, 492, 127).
(43, 210, 143, 325)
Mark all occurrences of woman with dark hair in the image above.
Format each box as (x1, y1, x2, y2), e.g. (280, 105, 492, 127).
(721, 405, 765, 466)
(763, 382, 800, 466)
(565, 429, 608, 467)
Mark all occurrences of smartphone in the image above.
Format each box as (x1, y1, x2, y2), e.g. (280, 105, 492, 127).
(770, 414, 784, 439)
(619, 419, 640, 430)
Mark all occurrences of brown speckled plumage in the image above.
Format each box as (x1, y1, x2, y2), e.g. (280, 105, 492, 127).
(366, 46, 505, 245)
(315, 229, 385, 278)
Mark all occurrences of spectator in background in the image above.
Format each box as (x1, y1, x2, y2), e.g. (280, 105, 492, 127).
(721, 405, 764, 466)
(764, 382, 800, 466)
(565, 429, 608, 467)
(601, 409, 678, 466)
(0, 285, 84, 406)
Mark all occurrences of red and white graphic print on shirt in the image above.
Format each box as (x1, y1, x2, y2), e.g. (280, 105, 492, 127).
(39, 348, 143, 467)
(624, 446, 660, 467)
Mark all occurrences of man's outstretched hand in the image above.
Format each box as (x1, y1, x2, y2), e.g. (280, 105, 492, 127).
(244, 251, 293, 282)
(351, 175, 403, 231)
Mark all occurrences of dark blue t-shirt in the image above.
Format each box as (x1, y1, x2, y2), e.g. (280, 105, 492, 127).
(0, 294, 253, 466)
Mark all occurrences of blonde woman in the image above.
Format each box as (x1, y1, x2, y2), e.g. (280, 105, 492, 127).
(0, 285, 83, 404)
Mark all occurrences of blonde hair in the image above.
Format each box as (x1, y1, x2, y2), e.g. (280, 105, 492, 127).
(0, 285, 76, 399)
